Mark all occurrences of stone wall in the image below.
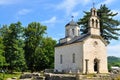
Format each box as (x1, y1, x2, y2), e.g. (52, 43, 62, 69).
(44, 73, 120, 80)
(45, 73, 76, 80)
(83, 37, 108, 73)
(19, 73, 45, 80)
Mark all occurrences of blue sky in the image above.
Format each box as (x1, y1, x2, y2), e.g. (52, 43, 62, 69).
(0, 0, 120, 57)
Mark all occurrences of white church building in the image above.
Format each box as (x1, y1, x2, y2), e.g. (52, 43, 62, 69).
(54, 7, 108, 74)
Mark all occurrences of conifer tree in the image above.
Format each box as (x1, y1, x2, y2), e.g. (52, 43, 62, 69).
(78, 4, 120, 43)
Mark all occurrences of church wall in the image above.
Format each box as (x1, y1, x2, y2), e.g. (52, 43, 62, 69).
(55, 42, 83, 73)
(83, 37, 108, 73)
(90, 28, 100, 35)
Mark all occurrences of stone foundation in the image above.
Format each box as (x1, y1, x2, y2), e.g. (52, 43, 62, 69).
(45, 73, 76, 80)
(44, 73, 120, 80)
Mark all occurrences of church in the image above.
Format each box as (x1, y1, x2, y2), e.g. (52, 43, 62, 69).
(54, 7, 108, 74)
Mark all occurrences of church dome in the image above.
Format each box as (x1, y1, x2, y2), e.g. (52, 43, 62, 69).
(65, 20, 79, 27)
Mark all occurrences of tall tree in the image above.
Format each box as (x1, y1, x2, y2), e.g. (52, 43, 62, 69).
(0, 25, 9, 70)
(24, 22, 46, 72)
(39, 37, 56, 69)
(0, 37, 6, 69)
(28, 37, 56, 71)
(2, 22, 26, 72)
(78, 4, 120, 43)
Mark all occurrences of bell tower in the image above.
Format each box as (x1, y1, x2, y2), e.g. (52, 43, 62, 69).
(89, 7, 100, 35)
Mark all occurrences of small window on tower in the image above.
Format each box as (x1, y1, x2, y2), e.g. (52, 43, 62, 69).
(92, 19, 94, 27)
(72, 29, 74, 35)
(94, 10, 96, 16)
(96, 20, 98, 28)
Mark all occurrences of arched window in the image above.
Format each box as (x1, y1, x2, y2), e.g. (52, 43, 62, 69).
(60, 55, 62, 64)
(72, 29, 74, 35)
(94, 10, 96, 16)
(96, 20, 98, 28)
(92, 19, 94, 27)
(73, 53, 75, 63)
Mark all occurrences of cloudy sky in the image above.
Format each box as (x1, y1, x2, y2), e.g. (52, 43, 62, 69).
(0, 0, 120, 57)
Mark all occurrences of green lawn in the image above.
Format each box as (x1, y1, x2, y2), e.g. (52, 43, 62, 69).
(0, 72, 21, 80)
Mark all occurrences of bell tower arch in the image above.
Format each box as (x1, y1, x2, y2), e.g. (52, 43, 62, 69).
(89, 7, 100, 35)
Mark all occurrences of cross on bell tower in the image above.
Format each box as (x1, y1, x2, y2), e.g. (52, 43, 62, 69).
(71, 16, 74, 21)
(92, 0, 95, 8)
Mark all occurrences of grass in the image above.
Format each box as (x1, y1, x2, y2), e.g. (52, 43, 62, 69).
(0, 72, 21, 80)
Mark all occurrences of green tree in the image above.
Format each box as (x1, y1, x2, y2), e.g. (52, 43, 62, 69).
(1, 22, 26, 72)
(41, 37, 56, 69)
(0, 37, 6, 69)
(0, 25, 9, 71)
(108, 56, 120, 71)
(78, 4, 120, 43)
(24, 22, 46, 72)
(28, 37, 56, 71)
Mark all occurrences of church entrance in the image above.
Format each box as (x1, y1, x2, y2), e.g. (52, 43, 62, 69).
(94, 58, 99, 73)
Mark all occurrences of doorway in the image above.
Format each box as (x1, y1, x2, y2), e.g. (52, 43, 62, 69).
(94, 58, 99, 73)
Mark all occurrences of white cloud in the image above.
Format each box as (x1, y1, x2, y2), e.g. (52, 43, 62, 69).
(56, 0, 91, 15)
(57, 0, 76, 15)
(0, 0, 22, 5)
(18, 9, 31, 16)
(42, 16, 57, 24)
(15, 9, 32, 20)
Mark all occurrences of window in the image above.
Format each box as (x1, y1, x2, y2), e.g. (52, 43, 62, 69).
(93, 41, 98, 47)
(94, 10, 96, 15)
(92, 19, 94, 27)
(60, 55, 62, 64)
(96, 20, 98, 28)
(73, 53, 75, 63)
(72, 29, 74, 35)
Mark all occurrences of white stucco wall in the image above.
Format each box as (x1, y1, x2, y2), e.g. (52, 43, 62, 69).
(55, 42, 83, 73)
(83, 37, 108, 73)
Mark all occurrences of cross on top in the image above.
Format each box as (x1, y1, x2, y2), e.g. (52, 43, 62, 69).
(92, 0, 95, 8)
(71, 16, 74, 21)
(93, 2, 95, 8)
